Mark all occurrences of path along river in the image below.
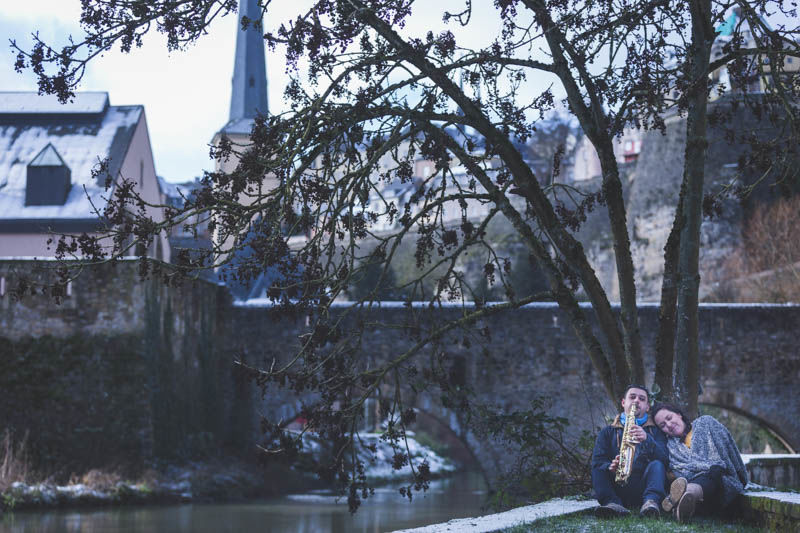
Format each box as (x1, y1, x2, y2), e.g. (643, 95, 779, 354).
(0, 472, 488, 533)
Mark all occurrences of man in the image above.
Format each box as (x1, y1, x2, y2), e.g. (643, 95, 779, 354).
(591, 384, 668, 518)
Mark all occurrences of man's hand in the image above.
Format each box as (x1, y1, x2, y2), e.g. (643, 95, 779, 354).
(629, 425, 647, 444)
(609, 455, 620, 473)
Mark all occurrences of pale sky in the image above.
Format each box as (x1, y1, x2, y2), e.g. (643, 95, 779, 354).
(0, 1, 546, 184)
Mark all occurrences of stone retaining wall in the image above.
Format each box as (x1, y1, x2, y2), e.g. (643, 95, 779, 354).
(0, 260, 249, 474)
(746, 455, 800, 490)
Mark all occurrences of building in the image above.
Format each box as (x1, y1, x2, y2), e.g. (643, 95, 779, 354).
(158, 176, 213, 255)
(571, 127, 643, 182)
(211, 0, 271, 184)
(207, 0, 276, 299)
(0, 91, 168, 261)
(710, 8, 800, 99)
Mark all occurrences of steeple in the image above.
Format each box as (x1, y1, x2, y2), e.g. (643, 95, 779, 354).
(228, 0, 268, 124)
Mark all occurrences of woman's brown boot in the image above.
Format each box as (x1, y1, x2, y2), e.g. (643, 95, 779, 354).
(675, 482, 704, 523)
(661, 477, 687, 513)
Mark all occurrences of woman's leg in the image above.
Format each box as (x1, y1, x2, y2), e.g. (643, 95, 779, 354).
(690, 467, 724, 514)
(675, 467, 724, 522)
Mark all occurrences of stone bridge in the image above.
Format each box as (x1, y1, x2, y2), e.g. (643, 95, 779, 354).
(1, 259, 797, 483)
(229, 302, 800, 483)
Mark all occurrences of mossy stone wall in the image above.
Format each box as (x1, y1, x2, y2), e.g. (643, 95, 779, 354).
(0, 260, 249, 475)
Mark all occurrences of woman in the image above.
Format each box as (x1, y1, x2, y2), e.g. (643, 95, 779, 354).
(652, 403, 748, 523)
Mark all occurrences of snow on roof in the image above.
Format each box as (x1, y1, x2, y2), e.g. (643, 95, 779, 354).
(218, 117, 256, 135)
(0, 95, 142, 222)
(0, 92, 109, 114)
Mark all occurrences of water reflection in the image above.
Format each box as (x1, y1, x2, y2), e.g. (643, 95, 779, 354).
(0, 472, 487, 533)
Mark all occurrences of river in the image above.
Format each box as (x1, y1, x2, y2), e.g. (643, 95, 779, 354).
(0, 472, 488, 533)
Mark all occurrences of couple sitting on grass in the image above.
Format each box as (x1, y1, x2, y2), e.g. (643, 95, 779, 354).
(592, 384, 748, 523)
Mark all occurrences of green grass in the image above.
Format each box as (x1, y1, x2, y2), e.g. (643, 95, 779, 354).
(502, 513, 763, 532)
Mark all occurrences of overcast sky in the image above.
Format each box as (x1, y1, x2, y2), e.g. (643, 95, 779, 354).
(0, 1, 545, 184)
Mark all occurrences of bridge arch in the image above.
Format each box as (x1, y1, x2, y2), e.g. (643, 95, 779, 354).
(700, 401, 796, 454)
(700, 382, 800, 454)
(263, 394, 489, 482)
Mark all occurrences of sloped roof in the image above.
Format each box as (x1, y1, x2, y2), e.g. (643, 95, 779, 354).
(0, 91, 109, 114)
(0, 92, 143, 230)
(218, 116, 257, 136)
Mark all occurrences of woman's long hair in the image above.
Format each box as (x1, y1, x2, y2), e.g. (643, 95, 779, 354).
(651, 402, 693, 438)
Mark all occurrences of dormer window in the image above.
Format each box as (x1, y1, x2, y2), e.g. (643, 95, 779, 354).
(25, 143, 71, 206)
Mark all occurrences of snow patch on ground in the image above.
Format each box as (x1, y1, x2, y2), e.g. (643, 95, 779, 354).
(295, 431, 456, 480)
(745, 490, 800, 505)
(357, 432, 457, 480)
(390, 498, 598, 533)
(741, 453, 800, 465)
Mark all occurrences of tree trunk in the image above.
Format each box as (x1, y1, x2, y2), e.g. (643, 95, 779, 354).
(654, 196, 682, 401)
(673, 0, 713, 419)
(597, 147, 644, 386)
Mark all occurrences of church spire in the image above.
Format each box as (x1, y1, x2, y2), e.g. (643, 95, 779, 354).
(228, 0, 268, 122)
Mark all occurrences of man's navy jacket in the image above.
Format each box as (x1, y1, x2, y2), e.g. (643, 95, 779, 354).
(591, 413, 669, 477)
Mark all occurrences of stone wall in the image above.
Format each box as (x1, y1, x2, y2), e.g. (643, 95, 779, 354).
(746, 456, 800, 490)
(574, 96, 794, 301)
(230, 301, 800, 480)
(0, 259, 248, 475)
(2, 259, 798, 483)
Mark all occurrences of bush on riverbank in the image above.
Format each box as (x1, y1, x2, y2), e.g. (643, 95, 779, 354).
(0, 430, 33, 493)
(0, 456, 317, 512)
(479, 399, 595, 509)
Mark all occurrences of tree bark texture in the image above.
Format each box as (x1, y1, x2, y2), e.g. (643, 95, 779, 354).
(674, 0, 713, 419)
(654, 195, 683, 401)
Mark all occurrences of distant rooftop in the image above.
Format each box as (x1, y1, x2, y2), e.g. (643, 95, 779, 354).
(0, 92, 110, 115)
(0, 92, 143, 226)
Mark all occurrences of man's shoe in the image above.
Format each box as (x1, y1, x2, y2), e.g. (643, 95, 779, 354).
(661, 477, 687, 513)
(594, 502, 631, 518)
(639, 499, 660, 518)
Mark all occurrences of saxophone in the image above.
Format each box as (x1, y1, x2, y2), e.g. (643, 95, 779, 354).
(615, 403, 638, 485)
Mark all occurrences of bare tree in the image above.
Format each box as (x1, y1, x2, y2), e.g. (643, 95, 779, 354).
(721, 195, 800, 300)
(10, 0, 800, 502)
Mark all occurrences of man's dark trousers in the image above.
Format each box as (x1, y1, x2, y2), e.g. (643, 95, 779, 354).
(592, 460, 666, 508)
